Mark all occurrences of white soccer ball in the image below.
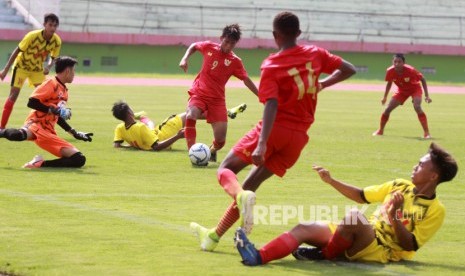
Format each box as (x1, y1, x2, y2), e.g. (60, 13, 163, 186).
(189, 143, 211, 166)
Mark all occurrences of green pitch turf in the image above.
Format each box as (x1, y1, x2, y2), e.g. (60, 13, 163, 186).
(0, 82, 464, 275)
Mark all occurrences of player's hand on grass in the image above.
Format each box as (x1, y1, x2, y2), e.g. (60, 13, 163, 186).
(312, 165, 333, 184)
(70, 129, 93, 142)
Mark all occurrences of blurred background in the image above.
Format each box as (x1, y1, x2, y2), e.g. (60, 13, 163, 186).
(1, 0, 465, 82)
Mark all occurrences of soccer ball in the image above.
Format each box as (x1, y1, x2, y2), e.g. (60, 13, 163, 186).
(189, 143, 211, 166)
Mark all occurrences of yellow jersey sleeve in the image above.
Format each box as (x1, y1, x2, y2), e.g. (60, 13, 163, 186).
(363, 180, 394, 203)
(114, 123, 124, 142)
(18, 31, 35, 52)
(412, 200, 445, 248)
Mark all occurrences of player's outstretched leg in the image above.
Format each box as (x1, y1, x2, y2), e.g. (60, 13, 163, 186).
(190, 222, 219, 251)
(234, 228, 262, 266)
(227, 103, 247, 119)
(236, 190, 256, 234)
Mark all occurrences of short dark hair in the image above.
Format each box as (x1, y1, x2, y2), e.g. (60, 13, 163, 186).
(428, 143, 458, 184)
(222, 24, 241, 41)
(394, 53, 405, 62)
(112, 101, 130, 121)
(273, 11, 300, 38)
(44, 13, 59, 25)
(54, 56, 77, 73)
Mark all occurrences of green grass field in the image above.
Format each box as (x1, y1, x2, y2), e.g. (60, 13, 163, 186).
(0, 81, 464, 276)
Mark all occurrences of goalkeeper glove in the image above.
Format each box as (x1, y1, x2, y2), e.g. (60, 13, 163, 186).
(50, 107, 72, 120)
(70, 129, 93, 142)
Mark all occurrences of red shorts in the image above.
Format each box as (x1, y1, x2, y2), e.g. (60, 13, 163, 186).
(392, 89, 422, 104)
(232, 122, 309, 177)
(188, 93, 227, 123)
(27, 123, 77, 157)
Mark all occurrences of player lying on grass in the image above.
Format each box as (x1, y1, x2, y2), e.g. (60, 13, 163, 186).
(111, 101, 247, 151)
(234, 142, 457, 265)
(0, 56, 92, 168)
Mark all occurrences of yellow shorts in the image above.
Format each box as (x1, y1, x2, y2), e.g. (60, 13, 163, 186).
(155, 114, 183, 141)
(326, 222, 390, 263)
(346, 238, 390, 263)
(11, 67, 45, 88)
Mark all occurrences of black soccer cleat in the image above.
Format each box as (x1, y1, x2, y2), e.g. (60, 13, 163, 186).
(292, 246, 325, 261)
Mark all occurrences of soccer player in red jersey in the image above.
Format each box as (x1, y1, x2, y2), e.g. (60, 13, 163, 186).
(234, 143, 457, 265)
(0, 13, 62, 129)
(179, 24, 258, 162)
(373, 53, 432, 139)
(0, 56, 92, 168)
(190, 11, 356, 251)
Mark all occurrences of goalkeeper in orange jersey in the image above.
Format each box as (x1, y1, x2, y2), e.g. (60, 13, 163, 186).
(0, 56, 93, 168)
(234, 143, 457, 265)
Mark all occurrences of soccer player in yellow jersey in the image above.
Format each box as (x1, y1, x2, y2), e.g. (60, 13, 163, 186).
(234, 143, 457, 265)
(112, 101, 186, 151)
(0, 13, 62, 129)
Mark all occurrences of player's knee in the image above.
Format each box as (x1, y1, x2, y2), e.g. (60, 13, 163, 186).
(4, 128, 27, 141)
(70, 152, 86, 167)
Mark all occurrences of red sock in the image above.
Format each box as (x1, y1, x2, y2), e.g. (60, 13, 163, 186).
(259, 232, 299, 264)
(212, 140, 225, 151)
(417, 112, 429, 134)
(380, 113, 389, 131)
(217, 168, 242, 198)
(215, 202, 239, 237)
(184, 118, 196, 149)
(1, 98, 15, 129)
(321, 231, 353, 260)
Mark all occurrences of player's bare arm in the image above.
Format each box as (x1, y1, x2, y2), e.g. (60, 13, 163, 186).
(44, 57, 56, 75)
(318, 60, 356, 91)
(252, 98, 278, 166)
(421, 77, 432, 103)
(242, 77, 258, 96)
(382, 81, 393, 105)
(0, 47, 20, 81)
(387, 191, 417, 251)
(152, 129, 185, 151)
(179, 43, 198, 73)
(313, 165, 365, 203)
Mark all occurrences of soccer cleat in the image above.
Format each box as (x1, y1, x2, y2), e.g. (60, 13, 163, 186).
(190, 222, 218, 251)
(209, 150, 217, 162)
(234, 227, 262, 266)
(372, 129, 383, 136)
(0, 128, 5, 138)
(292, 246, 325, 261)
(236, 190, 256, 234)
(134, 111, 147, 120)
(423, 134, 432, 139)
(227, 103, 247, 119)
(22, 155, 44, 168)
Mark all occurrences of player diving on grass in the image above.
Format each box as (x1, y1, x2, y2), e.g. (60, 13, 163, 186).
(111, 101, 248, 151)
(0, 56, 92, 168)
(234, 143, 457, 265)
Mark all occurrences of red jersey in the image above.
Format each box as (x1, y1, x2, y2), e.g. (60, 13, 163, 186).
(189, 41, 248, 101)
(385, 64, 423, 94)
(24, 77, 68, 133)
(259, 45, 342, 131)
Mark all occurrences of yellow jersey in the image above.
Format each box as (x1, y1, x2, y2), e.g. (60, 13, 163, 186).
(363, 179, 445, 261)
(14, 29, 62, 72)
(113, 114, 183, 150)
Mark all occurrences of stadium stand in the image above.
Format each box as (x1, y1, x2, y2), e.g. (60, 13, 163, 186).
(0, 0, 30, 29)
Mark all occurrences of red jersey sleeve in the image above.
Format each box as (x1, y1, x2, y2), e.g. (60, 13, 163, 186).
(258, 67, 279, 103)
(318, 47, 342, 74)
(194, 41, 211, 54)
(232, 59, 248, 81)
(385, 66, 395, 82)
